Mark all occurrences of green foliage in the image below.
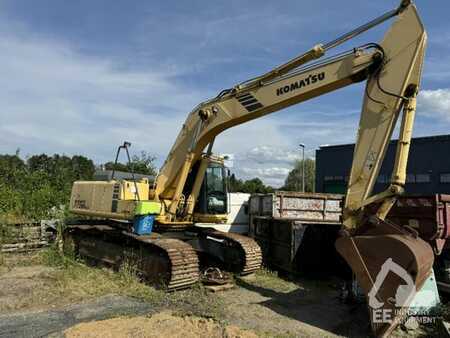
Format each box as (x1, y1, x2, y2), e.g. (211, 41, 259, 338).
(282, 158, 316, 192)
(228, 174, 274, 194)
(0, 153, 95, 220)
(0, 150, 157, 221)
(0, 223, 15, 244)
(41, 244, 67, 267)
(104, 151, 156, 176)
(242, 178, 274, 194)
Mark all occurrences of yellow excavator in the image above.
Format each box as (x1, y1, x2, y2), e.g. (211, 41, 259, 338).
(67, 1, 433, 336)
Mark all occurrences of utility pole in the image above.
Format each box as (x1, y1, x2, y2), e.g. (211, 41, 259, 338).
(299, 143, 305, 192)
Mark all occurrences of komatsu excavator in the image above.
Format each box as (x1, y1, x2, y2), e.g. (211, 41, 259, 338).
(67, 1, 433, 336)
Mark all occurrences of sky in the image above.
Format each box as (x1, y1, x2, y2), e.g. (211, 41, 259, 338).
(1, 0, 450, 187)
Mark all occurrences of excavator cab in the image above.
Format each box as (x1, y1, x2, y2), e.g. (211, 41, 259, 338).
(181, 157, 229, 222)
(196, 162, 228, 215)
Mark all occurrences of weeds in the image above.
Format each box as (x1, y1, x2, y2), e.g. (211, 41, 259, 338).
(245, 268, 298, 293)
(0, 223, 15, 244)
(36, 246, 162, 303)
(38, 246, 225, 320)
(40, 245, 63, 266)
(169, 283, 225, 320)
(1, 252, 42, 268)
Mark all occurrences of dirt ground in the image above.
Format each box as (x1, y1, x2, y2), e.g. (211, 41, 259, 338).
(65, 311, 258, 338)
(0, 251, 436, 337)
(222, 274, 367, 337)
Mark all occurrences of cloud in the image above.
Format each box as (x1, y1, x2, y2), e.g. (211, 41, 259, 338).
(0, 16, 302, 188)
(240, 167, 291, 177)
(230, 145, 309, 187)
(240, 167, 291, 187)
(0, 20, 210, 164)
(245, 145, 302, 164)
(418, 88, 450, 121)
(2, 2, 449, 189)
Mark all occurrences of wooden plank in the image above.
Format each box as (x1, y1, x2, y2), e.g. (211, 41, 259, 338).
(204, 283, 235, 292)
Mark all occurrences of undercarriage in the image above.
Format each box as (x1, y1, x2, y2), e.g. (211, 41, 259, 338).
(63, 220, 262, 291)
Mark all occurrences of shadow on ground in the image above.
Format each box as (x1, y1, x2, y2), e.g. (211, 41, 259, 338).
(233, 276, 371, 337)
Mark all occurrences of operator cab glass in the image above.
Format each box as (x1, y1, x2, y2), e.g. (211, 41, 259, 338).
(196, 162, 228, 215)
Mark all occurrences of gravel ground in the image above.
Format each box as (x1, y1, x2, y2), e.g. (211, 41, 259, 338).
(0, 253, 432, 337)
(0, 295, 157, 338)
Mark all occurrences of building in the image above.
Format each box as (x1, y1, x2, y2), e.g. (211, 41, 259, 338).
(315, 134, 450, 195)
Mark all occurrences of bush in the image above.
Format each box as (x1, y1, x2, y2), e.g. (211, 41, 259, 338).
(0, 151, 157, 222)
(0, 153, 95, 221)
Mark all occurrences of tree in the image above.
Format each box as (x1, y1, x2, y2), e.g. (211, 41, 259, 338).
(282, 158, 315, 192)
(228, 173, 244, 192)
(71, 155, 95, 180)
(0, 153, 96, 219)
(0, 154, 26, 186)
(227, 173, 274, 194)
(242, 178, 274, 194)
(104, 151, 157, 176)
(130, 151, 157, 176)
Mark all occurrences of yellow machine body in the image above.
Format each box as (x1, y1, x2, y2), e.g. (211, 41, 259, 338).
(70, 179, 153, 220)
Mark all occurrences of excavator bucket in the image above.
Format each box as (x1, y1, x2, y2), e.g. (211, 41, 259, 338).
(336, 219, 434, 337)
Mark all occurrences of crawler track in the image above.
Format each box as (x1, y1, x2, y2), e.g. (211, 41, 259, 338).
(125, 233, 200, 290)
(64, 224, 199, 291)
(205, 230, 263, 275)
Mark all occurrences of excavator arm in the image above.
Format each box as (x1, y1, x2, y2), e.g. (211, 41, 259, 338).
(344, 2, 427, 226)
(334, 4, 433, 337)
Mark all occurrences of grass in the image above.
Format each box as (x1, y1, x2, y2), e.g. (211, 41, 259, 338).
(244, 268, 299, 293)
(169, 283, 225, 320)
(0, 223, 15, 245)
(37, 246, 166, 304)
(0, 245, 225, 320)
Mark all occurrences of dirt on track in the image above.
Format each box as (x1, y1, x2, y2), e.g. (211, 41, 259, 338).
(64, 311, 258, 338)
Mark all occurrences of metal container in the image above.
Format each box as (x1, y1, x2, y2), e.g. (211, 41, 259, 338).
(249, 192, 343, 222)
(387, 194, 450, 254)
(252, 216, 343, 275)
(252, 217, 305, 272)
(249, 192, 345, 276)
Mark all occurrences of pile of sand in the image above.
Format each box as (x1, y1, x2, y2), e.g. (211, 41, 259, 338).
(64, 311, 258, 338)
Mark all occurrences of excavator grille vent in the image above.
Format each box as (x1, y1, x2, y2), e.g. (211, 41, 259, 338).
(236, 93, 264, 112)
